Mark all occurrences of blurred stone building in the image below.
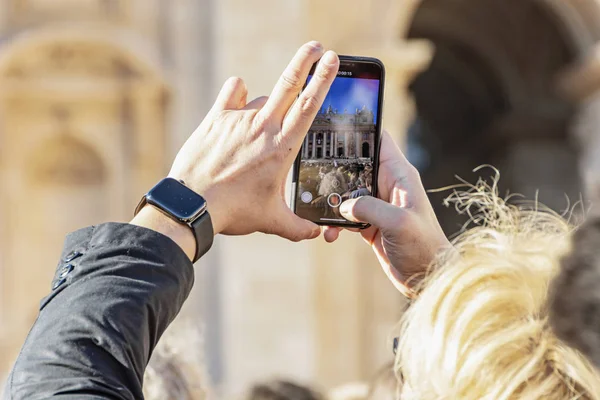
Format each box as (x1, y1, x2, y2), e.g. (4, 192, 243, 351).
(1, 0, 600, 398)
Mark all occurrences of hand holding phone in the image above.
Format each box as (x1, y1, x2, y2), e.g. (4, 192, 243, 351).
(291, 56, 385, 229)
(323, 131, 450, 297)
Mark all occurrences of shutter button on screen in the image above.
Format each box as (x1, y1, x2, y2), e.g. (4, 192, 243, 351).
(327, 193, 342, 208)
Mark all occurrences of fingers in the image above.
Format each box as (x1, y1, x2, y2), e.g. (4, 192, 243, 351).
(237, 87, 249, 109)
(213, 77, 248, 111)
(260, 41, 324, 123)
(245, 95, 269, 110)
(378, 130, 429, 210)
(323, 226, 341, 243)
(340, 195, 406, 233)
(322, 225, 363, 243)
(268, 205, 321, 242)
(282, 51, 339, 148)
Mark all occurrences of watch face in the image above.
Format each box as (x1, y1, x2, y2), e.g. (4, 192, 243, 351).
(147, 178, 206, 222)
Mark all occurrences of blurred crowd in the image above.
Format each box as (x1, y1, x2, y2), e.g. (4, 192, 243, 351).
(298, 161, 373, 220)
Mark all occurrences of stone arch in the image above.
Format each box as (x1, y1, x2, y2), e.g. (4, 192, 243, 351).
(404, 0, 596, 234)
(541, 0, 600, 52)
(0, 25, 166, 83)
(27, 134, 106, 186)
(361, 142, 370, 158)
(0, 25, 170, 206)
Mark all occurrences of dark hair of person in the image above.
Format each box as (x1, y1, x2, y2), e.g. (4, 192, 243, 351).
(248, 380, 323, 400)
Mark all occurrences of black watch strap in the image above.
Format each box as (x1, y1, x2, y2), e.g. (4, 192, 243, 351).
(191, 212, 214, 263)
(134, 177, 214, 263)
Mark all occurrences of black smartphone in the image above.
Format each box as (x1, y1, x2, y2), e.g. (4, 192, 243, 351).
(291, 55, 385, 229)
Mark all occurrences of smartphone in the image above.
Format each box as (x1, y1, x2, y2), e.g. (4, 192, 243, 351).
(291, 55, 385, 229)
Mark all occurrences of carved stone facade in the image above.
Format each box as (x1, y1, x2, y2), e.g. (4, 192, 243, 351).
(302, 106, 375, 160)
(2, 0, 600, 398)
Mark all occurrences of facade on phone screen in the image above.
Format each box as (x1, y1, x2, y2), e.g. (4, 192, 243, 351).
(302, 105, 375, 160)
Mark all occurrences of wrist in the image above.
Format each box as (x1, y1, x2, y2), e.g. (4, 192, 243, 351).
(166, 174, 227, 235)
(130, 205, 197, 262)
(198, 189, 226, 235)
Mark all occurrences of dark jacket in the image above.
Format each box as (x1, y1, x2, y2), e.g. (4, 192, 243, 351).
(3, 223, 195, 399)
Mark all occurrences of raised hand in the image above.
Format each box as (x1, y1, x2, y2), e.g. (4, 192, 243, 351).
(323, 131, 450, 297)
(168, 42, 339, 241)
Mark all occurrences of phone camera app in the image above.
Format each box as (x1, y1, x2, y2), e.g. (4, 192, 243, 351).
(295, 73, 379, 224)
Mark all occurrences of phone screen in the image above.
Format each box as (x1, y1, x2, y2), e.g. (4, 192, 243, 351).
(292, 57, 384, 227)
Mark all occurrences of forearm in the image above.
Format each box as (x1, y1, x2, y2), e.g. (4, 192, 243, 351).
(130, 205, 197, 261)
(5, 223, 195, 399)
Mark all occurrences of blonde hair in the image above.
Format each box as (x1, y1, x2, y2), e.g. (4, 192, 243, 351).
(395, 176, 600, 399)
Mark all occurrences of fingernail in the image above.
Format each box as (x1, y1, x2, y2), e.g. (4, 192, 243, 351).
(307, 41, 323, 51)
(321, 50, 338, 66)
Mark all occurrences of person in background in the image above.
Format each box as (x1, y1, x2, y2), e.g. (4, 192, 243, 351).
(388, 186, 600, 399)
(318, 169, 349, 198)
(548, 95, 600, 370)
(143, 319, 209, 400)
(349, 174, 372, 199)
(550, 215, 600, 370)
(247, 380, 324, 400)
(323, 144, 600, 398)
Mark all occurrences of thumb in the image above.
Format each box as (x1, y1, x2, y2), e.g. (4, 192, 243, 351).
(340, 196, 403, 231)
(268, 204, 321, 242)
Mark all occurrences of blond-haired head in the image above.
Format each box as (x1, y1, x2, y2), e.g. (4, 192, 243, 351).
(395, 175, 600, 399)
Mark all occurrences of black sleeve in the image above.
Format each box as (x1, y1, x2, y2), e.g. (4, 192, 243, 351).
(4, 223, 195, 400)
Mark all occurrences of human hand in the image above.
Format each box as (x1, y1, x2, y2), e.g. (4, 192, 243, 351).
(322, 131, 450, 297)
(168, 42, 339, 241)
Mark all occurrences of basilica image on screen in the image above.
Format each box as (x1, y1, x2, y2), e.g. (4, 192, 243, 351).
(301, 104, 376, 160)
(295, 77, 379, 223)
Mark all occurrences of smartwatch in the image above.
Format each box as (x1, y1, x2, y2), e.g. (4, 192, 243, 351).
(134, 177, 214, 262)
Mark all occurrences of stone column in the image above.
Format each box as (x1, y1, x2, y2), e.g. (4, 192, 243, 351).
(375, 40, 434, 148)
(132, 84, 166, 208)
(303, 135, 309, 159)
(345, 132, 350, 157)
(167, 0, 221, 390)
(310, 131, 316, 159)
(168, 0, 215, 158)
(333, 132, 337, 157)
(355, 131, 361, 157)
(329, 131, 334, 156)
(0, 0, 8, 31)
